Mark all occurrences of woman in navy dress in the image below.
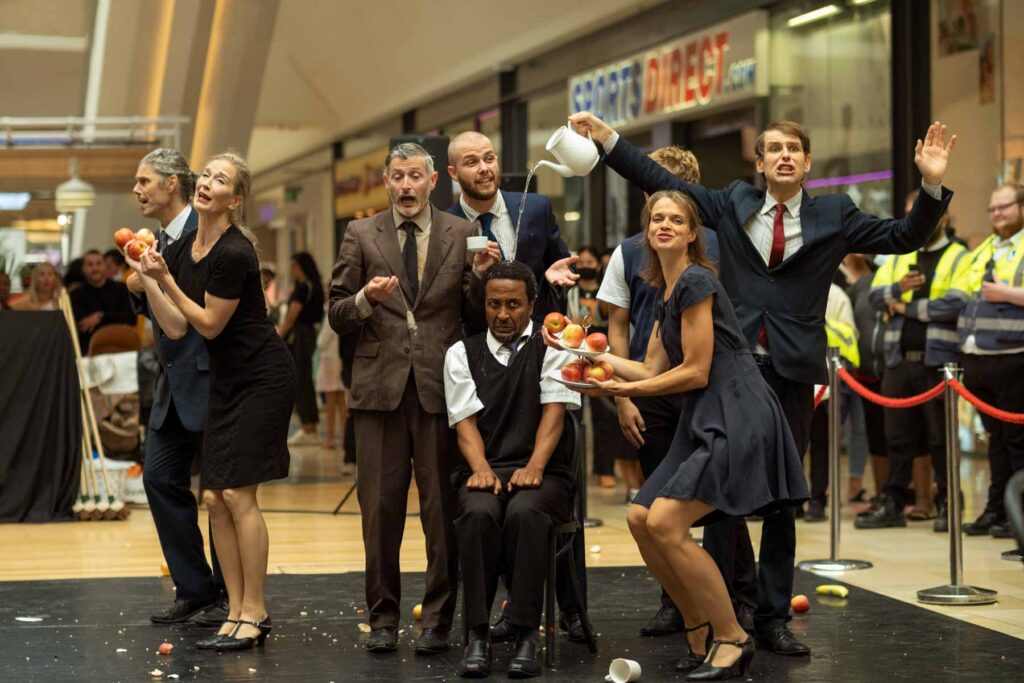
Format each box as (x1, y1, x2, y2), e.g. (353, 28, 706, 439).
(545, 190, 807, 680)
(131, 152, 295, 652)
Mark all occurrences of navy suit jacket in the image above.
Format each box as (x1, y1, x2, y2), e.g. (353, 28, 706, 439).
(132, 208, 209, 432)
(447, 190, 570, 322)
(605, 138, 954, 386)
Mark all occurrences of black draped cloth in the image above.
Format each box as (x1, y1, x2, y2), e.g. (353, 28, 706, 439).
(0, 311, 81, 522)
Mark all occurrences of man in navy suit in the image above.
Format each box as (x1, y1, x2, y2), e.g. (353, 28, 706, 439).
(570, 112, 956, 656)
(126, 149, 225, 625)
(446, 132, 578, 325)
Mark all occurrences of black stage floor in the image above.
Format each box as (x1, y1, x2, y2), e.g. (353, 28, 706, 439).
(1, 567, 1019, 682)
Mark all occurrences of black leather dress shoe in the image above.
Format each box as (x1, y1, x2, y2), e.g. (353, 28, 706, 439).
(508, 629, 542, 679)
(193, 597, 229, 627)
(1002, 549, 1024, 562)
(755, 627, 810, 656)
(150, 595, 218, 624)
(639, 604, 685, 637)
(490, 614, 516, 642)
(990, 522, 1013, 538)
(559, 612, 586, 643)
(366, 626, 398, 652)
(963, 510, 1003, 536)
(933, 499, 949, 533)
(458, 628, 492, 678)
(805, 498, 826, 522)
(854, 495, 906, 529)
(414, 627, 449, 655)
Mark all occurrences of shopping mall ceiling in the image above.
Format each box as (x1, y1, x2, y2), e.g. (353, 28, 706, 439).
(0, 0, 662, 188)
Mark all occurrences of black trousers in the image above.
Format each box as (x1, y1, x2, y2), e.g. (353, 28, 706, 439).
(455, 470, 573, 630)
(805, 389, 853, 501)
(288, 324, 319, 425)
(705, 364, 811, 634)
(962, 353, 1024, 518)
(142, 399, 222, 601)
(882, 360, 947, 505)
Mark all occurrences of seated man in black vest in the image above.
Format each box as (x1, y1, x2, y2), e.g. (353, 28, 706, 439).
(443, 260, 581, 679)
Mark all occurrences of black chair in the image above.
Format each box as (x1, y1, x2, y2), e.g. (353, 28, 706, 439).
(544, 410, 598, 665)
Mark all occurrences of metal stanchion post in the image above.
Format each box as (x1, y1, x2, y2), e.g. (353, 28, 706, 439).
(917, 364, 998, 604)
(799, 348, 873, 573)
(580, 406, 602, 528)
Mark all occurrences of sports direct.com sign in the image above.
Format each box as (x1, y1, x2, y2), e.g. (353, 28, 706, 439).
(569, 10, 768, 129)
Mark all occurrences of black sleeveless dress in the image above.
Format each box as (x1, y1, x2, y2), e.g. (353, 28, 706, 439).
(632, 265, 808, 526)
(170, 226, 296, 489)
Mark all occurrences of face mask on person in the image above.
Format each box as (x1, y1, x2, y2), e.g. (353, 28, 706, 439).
(577, 267, 598, 280)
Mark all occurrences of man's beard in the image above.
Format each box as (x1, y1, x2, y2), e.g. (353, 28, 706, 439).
(460, 175, 499, 202)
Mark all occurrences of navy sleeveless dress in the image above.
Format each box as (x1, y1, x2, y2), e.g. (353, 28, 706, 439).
(632, 265, 808, 526)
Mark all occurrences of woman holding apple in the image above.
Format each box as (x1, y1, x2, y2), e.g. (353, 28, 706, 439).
(543, 190, 806, 680)
(129, 151, 295, 652)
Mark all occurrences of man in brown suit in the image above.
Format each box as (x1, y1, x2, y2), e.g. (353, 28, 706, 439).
(329, 142, 498, 655)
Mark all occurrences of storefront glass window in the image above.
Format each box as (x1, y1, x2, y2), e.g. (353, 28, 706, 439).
(769, 1, 893, 217)
(528, 89, 585, 250)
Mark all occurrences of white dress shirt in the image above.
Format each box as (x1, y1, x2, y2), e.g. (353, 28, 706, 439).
(443, 321, 581, 428)
(162, 205, 192, 246)
(460, 191, 518, 261)
(596, 245, 630, 308)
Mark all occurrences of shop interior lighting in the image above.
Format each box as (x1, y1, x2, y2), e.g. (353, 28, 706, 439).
(787, 4, 842, 27)
(850, 0, 879, 5)
(0, 192, 31, 210)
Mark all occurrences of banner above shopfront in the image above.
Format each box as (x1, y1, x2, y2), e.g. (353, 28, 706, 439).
(569, 10, 768, 130)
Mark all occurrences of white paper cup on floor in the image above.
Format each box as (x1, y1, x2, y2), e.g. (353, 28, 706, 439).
(466, 235, 489, 253)
(608, 658, 642, 682)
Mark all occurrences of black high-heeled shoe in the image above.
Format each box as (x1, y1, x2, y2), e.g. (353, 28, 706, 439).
(686, 637, 754, 681)
(675, 621, 713, 672)
(196, 619, 238, 649)
(213, 616, 273, 651)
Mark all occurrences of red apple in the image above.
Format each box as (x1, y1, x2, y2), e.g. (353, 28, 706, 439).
(562, 324, 585, 348)
(158, 642, 174, 655)
(561, 363, 583, 383)
(125, 239, 149, 261)
(585, 332, 608, 353)
(544, 311, 567, 335)
(136, 228, 156, 248)
(790, 595, 810, 614)
(595, 360, 615, 379)
(583, 364, 611, 382)
(113, 228, 135, 249)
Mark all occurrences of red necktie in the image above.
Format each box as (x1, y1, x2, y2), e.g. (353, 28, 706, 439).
(757, 204, 787, 350)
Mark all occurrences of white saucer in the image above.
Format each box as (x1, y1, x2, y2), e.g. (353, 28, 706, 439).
(559, 338, 606, 358)
(549, 370, 592, 390)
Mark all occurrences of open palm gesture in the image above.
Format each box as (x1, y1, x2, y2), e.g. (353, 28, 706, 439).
(914, 121, 957, 186)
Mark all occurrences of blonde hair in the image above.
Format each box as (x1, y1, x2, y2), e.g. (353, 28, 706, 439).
(207, 151, 258, 251)
(27, 262, 62, 305)
(648, 146, 700, 183)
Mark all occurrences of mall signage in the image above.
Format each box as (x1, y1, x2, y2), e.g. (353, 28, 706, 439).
(569, 10, 768, 130)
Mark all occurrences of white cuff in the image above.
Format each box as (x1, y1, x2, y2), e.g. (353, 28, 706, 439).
(602, 132, 620, 155)
(920, 180, 942, 200)
(355, 289, 374, 320)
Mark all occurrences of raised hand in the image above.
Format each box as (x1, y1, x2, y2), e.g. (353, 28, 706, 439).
(364, 275, 399, 303)
(545, 254, 580, 287)
(472, 240, 502, 276)
(540, 324, 565, 351)
(568, 112, 614, 145)
(140, 249, 170, 283)
(914, 121, 957, 186)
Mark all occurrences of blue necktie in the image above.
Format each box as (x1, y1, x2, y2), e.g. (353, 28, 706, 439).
(505, 335, 528, 366)
(478, 212, 503, 259)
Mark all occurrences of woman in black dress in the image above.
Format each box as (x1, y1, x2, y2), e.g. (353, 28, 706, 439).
(545, 191, 807, 680)
(277, 251, 324, 444)
(134, 152, 295, 652)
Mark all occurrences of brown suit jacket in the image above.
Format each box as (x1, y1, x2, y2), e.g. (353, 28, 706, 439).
(329, 206, 484, 415)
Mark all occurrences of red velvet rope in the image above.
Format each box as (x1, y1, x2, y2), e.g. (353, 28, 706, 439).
(837, 367, 944, 408)
(949, 379, 1024, 424)
(813, 384, 827, 410)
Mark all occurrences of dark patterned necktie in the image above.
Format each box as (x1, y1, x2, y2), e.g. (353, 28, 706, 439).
(505, 335, 528, 366)
(400, 221, 419, 300)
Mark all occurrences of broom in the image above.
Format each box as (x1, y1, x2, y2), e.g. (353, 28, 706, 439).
(60, 290, 129, 520)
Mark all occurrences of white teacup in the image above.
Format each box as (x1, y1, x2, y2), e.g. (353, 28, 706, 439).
(608, 658, 642, 683)
(466, 235, 489, 253)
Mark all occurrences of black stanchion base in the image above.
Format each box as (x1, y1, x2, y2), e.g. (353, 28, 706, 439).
(582, 517, 603, 528)
(917, 584, 997, 605)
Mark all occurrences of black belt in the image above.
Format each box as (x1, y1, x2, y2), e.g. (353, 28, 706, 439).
(902, 350, 925, 363)
(753, 352, 772, 367)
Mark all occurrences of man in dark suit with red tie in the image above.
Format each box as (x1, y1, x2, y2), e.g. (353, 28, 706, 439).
(569, 111, 956, 656)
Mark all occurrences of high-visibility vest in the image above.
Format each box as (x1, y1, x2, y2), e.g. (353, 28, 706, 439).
(951, 232, 1024, 351)
(869, 242, 967, 367)
(825, 317, 860, 368)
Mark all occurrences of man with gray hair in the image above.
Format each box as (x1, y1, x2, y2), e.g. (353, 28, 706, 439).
(330, 143, 494, 655)
(126, 148, 226, 626)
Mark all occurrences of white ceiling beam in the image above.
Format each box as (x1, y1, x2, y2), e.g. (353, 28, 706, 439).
(0, 33, 88, 52)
